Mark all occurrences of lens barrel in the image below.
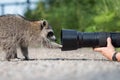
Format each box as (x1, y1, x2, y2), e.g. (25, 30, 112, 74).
(61, 29, 120, 51)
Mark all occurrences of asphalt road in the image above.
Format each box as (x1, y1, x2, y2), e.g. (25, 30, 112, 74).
(0, 48, 120, 80)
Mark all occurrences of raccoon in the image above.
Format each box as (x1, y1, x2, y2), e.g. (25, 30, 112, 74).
(0, 14, 59, 61)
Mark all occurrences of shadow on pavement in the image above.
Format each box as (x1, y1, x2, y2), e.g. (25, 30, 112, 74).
(0, 58, 109, 62)
(36, 58, 109, 61)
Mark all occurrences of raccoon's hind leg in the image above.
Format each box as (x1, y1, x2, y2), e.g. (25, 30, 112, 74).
(3, 46, 17, 61)
(19, 40, 29, 60)
(12, 48, 17, 58)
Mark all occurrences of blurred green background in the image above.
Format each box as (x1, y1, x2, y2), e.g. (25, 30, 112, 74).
(24, 0, 120, 43)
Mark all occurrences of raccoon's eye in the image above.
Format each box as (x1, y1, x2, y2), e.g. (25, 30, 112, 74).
(47, 31, 54, 37)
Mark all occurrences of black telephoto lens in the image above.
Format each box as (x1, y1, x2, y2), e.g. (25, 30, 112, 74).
(61, 29, 120, 51)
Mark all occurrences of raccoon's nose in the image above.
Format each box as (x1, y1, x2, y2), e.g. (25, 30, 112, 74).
(54, 36, 57, 41)
(50, 35, 57, 41)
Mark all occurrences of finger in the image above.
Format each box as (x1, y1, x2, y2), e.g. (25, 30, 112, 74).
(93, 47, 103, 52)
(107, 37, 112, 47)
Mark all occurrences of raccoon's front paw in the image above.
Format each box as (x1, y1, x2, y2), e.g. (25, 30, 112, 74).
(50, 42, 62, 48)
(23, 56, 29, 60)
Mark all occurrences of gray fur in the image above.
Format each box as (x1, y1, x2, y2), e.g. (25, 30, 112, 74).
(0, 14, 56, 61)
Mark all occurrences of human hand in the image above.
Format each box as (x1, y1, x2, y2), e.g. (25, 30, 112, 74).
(93, 37, 116, 60)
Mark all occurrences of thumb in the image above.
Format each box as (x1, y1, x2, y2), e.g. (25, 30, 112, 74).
(107, 37, 112, 47)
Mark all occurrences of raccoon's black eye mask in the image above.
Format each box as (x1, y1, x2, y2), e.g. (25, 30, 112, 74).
(47, 31, 54, 38)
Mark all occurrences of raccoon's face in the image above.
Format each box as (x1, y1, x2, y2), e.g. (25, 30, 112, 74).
(40, 20, 56, 41)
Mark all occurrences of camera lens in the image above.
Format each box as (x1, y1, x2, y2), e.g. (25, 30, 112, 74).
(61, 29, 120, 51)
(61, 29, 78, 50)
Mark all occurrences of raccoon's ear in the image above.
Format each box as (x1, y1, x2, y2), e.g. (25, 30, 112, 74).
(42, 20, 47, 26)
(41, 20, 48, 30)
